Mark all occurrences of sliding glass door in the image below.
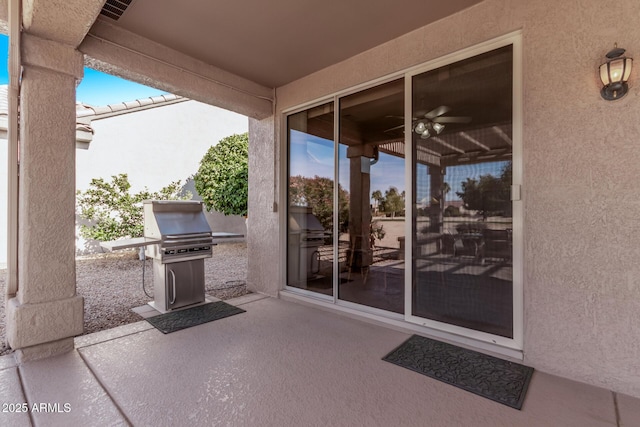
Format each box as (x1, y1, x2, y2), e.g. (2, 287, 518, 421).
(409, 44, 517, 340)
(285, 34, 522, 349)
(286, 102, 335, 295)
(337, 79, 405, 314)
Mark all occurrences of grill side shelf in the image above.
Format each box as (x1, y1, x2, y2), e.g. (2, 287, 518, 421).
(100, 237, 161, 251)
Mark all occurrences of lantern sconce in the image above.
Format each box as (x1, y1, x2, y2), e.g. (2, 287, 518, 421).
(599, 44, 633, 100)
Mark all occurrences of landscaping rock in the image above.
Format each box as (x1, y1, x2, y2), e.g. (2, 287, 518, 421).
(0, 242, 247, 356)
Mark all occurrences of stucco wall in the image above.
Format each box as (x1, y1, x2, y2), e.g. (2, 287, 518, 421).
(247, 116, 280, 296)
(0, 137, 6, 268)
(258, 0, 640, 397)
(75, 99, 248, 254)
(76, 100, 247, 193)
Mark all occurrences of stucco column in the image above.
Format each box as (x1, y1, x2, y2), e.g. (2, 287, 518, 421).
(5, 34, 84, 361)
(347, 154, 373, 269)
(247, 115, 279, 296)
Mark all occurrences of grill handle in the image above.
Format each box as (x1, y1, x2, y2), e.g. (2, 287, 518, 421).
(164, 233, 212, 240)
(162, 238, 214, 246)
(168, 269, 177, 305)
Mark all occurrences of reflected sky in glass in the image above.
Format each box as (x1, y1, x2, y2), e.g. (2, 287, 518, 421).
(291, 129, 507, 205)
(290, 130, 406, 199)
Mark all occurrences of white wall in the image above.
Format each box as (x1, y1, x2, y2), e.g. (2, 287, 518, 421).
(76, 100, 247, 193)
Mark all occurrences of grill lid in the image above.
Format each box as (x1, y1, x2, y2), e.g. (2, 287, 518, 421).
(144, 200, 212, 239)
(289, 205, 325, 233)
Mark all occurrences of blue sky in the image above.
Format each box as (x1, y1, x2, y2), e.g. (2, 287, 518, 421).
(0, 35, 170, 106)
(76, 68, 169, 106)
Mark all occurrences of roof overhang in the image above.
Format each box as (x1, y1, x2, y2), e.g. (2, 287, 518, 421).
(90, 0, 484, 88)
(81, 0, 483, 118)
(0, 0, 484, 119)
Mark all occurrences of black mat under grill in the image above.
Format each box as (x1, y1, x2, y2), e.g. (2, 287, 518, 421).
(383, 335, 533, 409)
(146, 301, 245, 334)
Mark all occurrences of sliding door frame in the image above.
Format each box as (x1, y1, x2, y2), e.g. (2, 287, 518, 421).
(282, 30, 524, 355)
(403, 32, 523, 351)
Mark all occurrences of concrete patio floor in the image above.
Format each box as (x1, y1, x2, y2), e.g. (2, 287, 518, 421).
(1, 294, 639, 427)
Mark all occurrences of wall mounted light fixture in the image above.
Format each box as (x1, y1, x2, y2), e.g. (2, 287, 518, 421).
(600, 44, 633, 100)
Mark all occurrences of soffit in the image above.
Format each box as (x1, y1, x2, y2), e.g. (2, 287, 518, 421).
(94, 0, 483, 88)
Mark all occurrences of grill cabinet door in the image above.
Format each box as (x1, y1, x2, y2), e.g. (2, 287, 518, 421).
(165, 259, 205, 310)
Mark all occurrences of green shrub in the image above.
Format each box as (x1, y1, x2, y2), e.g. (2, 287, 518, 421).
(77, 173, 190, 241)
(193, 133, 248, 216)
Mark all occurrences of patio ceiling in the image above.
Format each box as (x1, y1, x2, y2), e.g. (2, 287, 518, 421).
(91, 0, 483, 88)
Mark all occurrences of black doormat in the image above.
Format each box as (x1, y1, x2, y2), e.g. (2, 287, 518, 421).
(383, 335, 533, 410)
(146, 301, 246, 334)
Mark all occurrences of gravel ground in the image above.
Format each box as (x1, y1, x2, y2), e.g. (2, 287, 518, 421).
(0, 242, 248, 357)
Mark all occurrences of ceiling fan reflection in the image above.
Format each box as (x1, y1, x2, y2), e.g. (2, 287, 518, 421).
(384, 105, 471, 139)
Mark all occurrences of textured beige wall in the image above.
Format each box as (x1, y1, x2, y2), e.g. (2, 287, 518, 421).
(7, 32, 85, 355)
(23, 0, 104, 47)
(18, 40, 82, 304)
(266, 0, 640, 396)
(0, 136, 6, 268)
(247, 116, 280, 296)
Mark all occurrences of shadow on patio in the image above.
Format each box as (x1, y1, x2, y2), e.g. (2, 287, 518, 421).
(1, 294, 638, 426)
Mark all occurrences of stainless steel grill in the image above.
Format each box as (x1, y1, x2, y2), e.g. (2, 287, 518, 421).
(100, 200, 244, 314)
(143, 200, 214, 263)
(144, 200, 214, 312)
(288, 205, 327, 284)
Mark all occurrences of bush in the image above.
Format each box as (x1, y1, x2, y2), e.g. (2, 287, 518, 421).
(444, 205, 461, 217)
(77, 173, 190, 241)
(289, 175, 349, 234)
(193, 133, 248, 216)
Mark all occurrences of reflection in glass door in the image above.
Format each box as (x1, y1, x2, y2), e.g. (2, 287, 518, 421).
(337, 79, 405, 314)
(284, 37, 520, 347)
(286, 102, 336, 295)
(411, 45, 515, 338)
